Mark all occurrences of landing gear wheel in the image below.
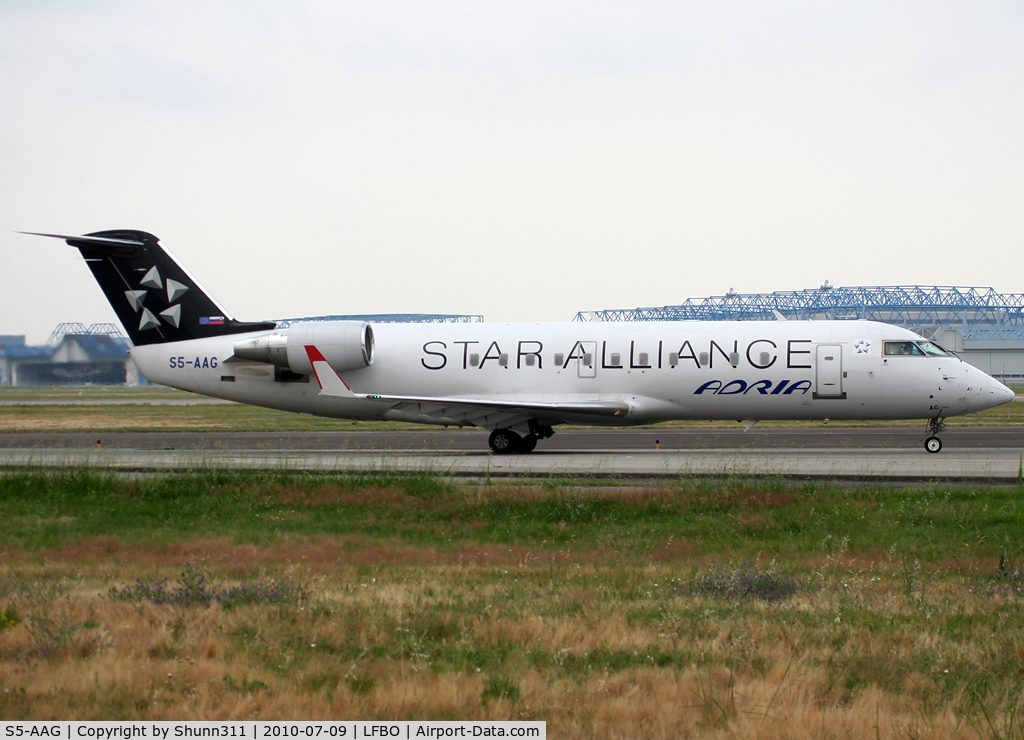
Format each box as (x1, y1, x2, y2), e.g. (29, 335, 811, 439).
(488, 428, 522, 455)
(519, 435, 538, 454)
(924, 417, 946, 453)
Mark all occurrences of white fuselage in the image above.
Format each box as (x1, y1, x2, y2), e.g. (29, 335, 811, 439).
(132, 320, 1013, 427)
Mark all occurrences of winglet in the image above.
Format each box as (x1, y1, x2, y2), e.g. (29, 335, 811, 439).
(305, 345, 355, 398)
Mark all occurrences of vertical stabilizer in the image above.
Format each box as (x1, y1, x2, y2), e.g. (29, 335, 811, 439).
(23, 230, 275, 345)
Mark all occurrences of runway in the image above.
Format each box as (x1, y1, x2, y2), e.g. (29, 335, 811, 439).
(0, 428, 1021, 480)
(0, 426, 1022, 450)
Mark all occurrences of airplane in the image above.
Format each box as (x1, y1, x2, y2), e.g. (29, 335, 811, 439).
(21, 229, 1016, 454)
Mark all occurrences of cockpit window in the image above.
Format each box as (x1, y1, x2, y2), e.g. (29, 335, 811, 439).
(884, 341, 950, 357)
(884, 341, 925, 356)
(915, 341, 949, 357)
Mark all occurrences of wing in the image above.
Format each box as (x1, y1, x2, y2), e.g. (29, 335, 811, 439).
(304, 344, 629, 431)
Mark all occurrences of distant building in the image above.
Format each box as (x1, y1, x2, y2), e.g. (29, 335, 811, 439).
(273, 313, 484, 327)
(0, 324, 141, 386)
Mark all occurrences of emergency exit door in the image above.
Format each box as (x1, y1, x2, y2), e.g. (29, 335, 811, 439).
(814, 345, 846, 399)
(578, 342, 597, 378)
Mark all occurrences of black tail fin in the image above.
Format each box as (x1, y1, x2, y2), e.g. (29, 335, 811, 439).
(24, 229, 275, 346)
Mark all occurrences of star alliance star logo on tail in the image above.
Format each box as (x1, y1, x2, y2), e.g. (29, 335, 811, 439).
(122, 265, 188, 330)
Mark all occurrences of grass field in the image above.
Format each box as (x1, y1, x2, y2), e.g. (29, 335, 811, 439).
(3, 470, 1024, 737)
(0, 386, 192, 401)
(0, 385, 1021, 432)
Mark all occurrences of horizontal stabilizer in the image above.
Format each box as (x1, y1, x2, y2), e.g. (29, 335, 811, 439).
(18, 231, 144, 254)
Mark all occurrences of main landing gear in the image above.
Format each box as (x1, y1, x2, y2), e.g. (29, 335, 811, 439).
(924, 417, 946, 453)
(488, 423, 553, 455)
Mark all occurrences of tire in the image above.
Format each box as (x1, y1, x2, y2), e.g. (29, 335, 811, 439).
(488, 428, 521, 455)
(519, 435, 538, 454)
(924, 436, 942, 453)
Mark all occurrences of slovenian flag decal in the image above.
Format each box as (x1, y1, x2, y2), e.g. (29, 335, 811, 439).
(200, 316, 225, 325)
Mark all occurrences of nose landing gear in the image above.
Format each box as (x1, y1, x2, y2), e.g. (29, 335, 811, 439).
(924, 417, 946, 453)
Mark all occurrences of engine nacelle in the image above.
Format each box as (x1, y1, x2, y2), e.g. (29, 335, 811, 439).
(233, 321, 374, 375)
(285, 321, 374, 375)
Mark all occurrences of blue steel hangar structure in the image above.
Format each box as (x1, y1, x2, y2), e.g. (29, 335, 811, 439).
(575, 285, 1024, 381)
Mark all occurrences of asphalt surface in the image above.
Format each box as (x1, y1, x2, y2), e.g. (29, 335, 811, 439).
(0, 428, 1021, 479)
(0, 427, 1020, 452)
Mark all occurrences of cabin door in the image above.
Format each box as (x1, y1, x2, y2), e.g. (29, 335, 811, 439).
(814, 345, 846, 399)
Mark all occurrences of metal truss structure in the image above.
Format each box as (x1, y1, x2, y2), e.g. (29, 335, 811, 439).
(47, 322, 129, 345)
(575, 286, 1024, 342)
(274, 313, 484, 328)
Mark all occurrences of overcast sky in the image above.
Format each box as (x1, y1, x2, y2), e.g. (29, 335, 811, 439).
(2, 1, 1022, 343)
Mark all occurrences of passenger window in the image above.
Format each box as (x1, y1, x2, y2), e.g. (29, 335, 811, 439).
(669, 353, 679, 367)
(759, 352, 771, 365)
(729, 352, 739, 367)
(554, 353, 564, 366)
(610, 353, 621, 365)
(638, 353, 648, 365)
(470, 353, 480, 367)
(884, 342, 925, 356)
(582, 353, 593, 365)
(698, 352, 709, 366)
(499, 354, 509, 366)
(525, 354, 536, 366)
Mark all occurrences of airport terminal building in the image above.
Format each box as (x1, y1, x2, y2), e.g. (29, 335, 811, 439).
(576, 285, 1024, 382)
(0, 324, 141, 386)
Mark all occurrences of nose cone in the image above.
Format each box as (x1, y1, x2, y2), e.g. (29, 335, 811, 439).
(991, 378, 1016, 406)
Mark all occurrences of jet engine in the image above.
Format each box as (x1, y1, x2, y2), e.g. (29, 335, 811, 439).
(232, 321, 374, 375)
